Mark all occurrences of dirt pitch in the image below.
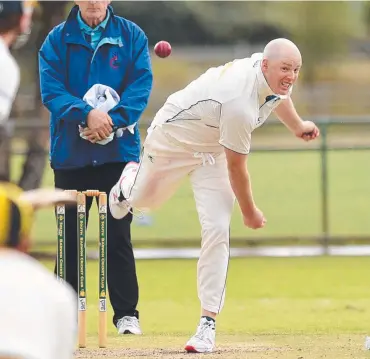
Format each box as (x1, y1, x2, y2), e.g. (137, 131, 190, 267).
(75, 344, 288, 359)
(73, 334, 369, 359)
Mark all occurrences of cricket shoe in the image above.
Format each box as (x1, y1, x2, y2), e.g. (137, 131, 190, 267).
(117, 316, 142, 335)
(109, 162, 138, 219)
(185, 317, 216, 353)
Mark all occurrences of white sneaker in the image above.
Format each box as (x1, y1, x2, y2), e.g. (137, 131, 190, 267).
(185, 317, 216, 353)
(109, 162, 139, 219)
(365, 336, 370, 350)
(117, 316, 142, 335)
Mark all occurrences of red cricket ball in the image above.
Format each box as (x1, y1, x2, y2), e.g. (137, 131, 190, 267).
(154, 41, 172, 58)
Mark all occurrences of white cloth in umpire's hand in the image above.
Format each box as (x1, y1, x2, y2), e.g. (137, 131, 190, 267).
(79, 84, 136, 145)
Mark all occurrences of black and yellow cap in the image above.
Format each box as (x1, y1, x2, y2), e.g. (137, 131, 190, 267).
(0, 182, 34, 248)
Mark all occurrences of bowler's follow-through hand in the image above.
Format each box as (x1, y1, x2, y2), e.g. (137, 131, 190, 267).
(243, 206, 266, 230)
(296, 120, 320, 142)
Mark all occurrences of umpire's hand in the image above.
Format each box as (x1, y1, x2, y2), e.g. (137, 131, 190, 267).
(86, 109, 113, 142)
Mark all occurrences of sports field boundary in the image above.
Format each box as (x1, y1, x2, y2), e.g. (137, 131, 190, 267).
(31, 244, 370, 261)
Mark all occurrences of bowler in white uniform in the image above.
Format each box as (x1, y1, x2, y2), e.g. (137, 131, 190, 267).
(109, 38, 320, 353)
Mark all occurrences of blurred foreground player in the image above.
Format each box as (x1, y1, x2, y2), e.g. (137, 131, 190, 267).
(0, 0, 34, 182)
(0, 0, 33, 125)
(109, 38, 320, 353)
(0, 183, 77, 359)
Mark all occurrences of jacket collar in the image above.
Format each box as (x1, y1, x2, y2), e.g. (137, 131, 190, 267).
(64, 5, 121, 45)
(77, 9, 110, 34)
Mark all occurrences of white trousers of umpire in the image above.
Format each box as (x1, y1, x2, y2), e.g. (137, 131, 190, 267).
(128, 126, 235, 313)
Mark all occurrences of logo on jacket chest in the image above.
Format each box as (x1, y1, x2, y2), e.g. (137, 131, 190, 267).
(109, 51, 121, 69)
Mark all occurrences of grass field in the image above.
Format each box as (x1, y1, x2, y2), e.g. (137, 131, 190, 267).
(11, 148, 370, 247)
(38, 256, 370, 358)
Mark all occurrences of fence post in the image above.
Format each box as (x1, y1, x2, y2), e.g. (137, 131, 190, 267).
(320, 121, 329, 255)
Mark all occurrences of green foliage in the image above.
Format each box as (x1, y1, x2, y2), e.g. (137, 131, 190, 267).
(114, 1, 364, 84)
(264, 2, 359, 83)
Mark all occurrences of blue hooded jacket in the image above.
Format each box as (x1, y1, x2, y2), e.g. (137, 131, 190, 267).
(39, 5, 153, 169)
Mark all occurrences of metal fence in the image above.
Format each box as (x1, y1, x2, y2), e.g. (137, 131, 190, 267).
(9, 116, 370, 254)
(249, 117, 370, 253)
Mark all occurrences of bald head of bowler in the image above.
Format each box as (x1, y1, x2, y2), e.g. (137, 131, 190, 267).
(261, 38, 302, 96)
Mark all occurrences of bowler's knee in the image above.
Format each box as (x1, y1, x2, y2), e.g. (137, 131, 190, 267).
(201, 219, 230, 245)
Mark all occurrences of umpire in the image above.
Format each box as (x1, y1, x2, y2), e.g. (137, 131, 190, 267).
(39, 1, 153, 335)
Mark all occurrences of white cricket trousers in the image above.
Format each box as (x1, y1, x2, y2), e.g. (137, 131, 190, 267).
(128, 126, 235, 313)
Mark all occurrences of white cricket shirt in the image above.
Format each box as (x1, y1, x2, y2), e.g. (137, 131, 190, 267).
(0, 37, 20, 125)
(151, 53, 291, 154)
(0, 250, 77, 359)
